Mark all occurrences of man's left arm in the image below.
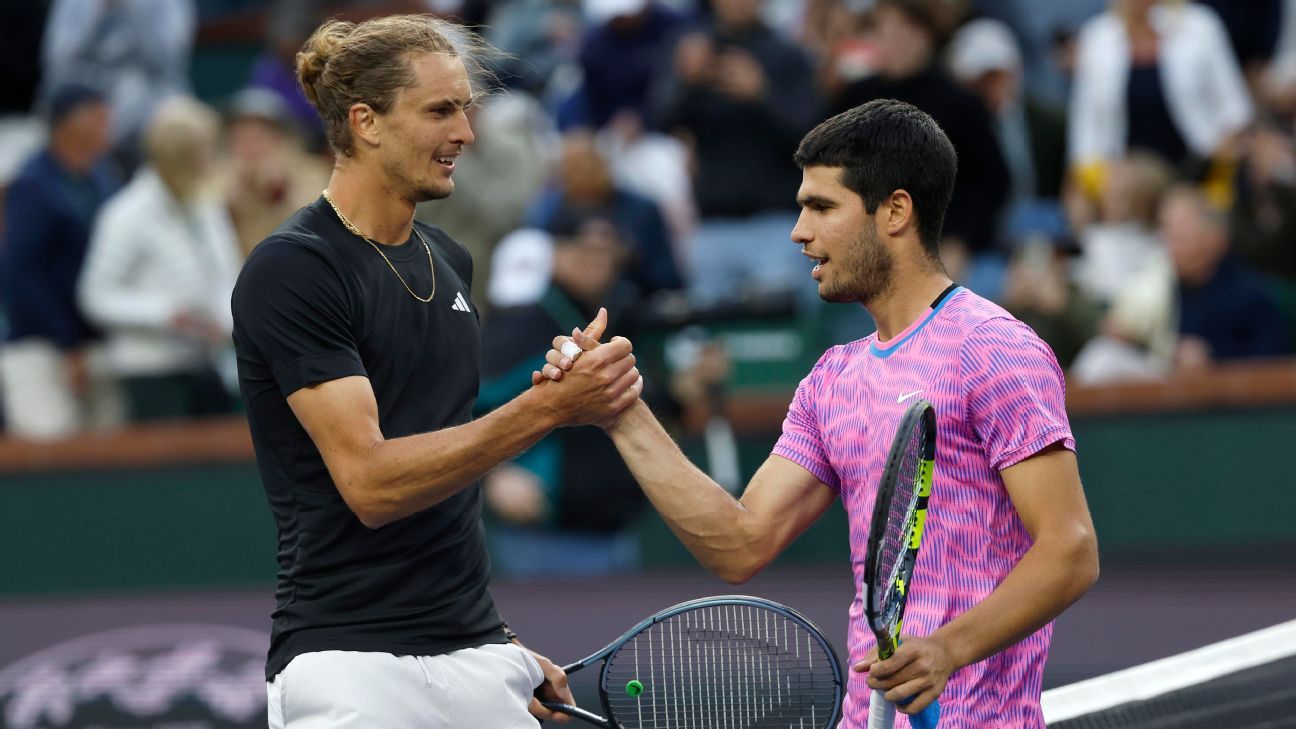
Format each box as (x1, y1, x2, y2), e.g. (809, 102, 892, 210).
(861, 443, 1099, 713)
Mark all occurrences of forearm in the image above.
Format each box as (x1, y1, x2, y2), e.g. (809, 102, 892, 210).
(607, 400, 766, 581)
(352, 388, 562, 527)
(931, 528, 1099, 669)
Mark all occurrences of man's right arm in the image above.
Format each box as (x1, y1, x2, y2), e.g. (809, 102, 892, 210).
(238, 239, 642, 529)
(605, 399, 837, 583)
(288, 362, 638, 529)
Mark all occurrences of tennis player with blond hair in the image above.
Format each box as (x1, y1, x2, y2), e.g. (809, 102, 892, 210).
(231, 15, 643, 728)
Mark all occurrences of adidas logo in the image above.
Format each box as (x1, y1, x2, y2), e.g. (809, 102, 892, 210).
(451, 291, 472, 313)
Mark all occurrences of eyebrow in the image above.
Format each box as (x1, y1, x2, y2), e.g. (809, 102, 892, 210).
(426, 95, 476, 110)
(797, 194, 837, 209)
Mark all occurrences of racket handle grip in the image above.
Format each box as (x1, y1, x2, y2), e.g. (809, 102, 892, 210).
(911, 698, 941, 729)
(870, 690, 941, 729)
(868, 688, 896, 729)
(539, 701, 612, 728)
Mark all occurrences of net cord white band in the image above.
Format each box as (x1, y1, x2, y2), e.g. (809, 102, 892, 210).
(1041, 617, 1296, 722)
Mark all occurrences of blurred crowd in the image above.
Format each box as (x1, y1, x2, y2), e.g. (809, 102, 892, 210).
(3, 0, 1296, 565)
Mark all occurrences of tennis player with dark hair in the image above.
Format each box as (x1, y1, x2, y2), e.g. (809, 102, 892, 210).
(540, 99, 1098, 727)
(231, 15, 642, 729)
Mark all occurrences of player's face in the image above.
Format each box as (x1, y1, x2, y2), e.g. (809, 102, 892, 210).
(792, 165, 895, 304)
(378, 52, 475, 202)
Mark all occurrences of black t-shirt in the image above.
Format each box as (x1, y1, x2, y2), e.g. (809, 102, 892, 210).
(232, 197, 506, 680)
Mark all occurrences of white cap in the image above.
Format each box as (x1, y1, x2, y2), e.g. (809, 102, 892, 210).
(947, 18, 1022, 81)
(488, 229, 555, 308)
(584, 0, 648, 24)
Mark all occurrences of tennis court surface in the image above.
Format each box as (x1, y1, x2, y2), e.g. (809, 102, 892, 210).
(1, 566, 1294, 727)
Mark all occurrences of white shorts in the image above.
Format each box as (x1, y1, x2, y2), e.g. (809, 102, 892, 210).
(267, 644, 545, 729)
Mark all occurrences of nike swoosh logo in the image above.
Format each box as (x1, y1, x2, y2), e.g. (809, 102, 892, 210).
(897, 389, 924, 404)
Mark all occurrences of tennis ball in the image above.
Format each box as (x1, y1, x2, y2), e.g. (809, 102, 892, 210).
(626, 679, 644, 697)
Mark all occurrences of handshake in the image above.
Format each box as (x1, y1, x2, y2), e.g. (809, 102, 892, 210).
(528, 307, 644, 429)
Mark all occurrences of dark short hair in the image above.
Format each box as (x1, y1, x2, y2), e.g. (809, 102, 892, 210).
(46, 83, 107, 128)
(794, 99, 957, 258)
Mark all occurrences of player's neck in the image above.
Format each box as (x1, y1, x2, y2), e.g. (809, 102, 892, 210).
(325, 162, 416, 246)
(866, 271, 953, 342)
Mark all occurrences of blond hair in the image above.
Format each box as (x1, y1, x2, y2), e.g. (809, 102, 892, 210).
(1119, 151, 1175, 227)
(296, 15, 495, 157)
(143, 96, 221, 201)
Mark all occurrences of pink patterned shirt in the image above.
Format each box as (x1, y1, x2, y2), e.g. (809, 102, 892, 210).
(773, 288, 1075, 729)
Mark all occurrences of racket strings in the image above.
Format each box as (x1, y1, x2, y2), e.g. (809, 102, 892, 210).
(603, 604, 839, 728)
(874, 426, 927, 633)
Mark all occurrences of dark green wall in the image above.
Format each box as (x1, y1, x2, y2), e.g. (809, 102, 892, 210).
(1, 463, 274, 596)
(3, 407, 1294, 597)
(649, 408, 1296, 567)
(1070, 408, 1296, 561)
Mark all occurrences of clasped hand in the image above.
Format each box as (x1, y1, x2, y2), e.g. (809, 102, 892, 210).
(529, 308, 642, 428)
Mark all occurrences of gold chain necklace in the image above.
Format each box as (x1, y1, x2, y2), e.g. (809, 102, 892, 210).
(321, 189, 436, 302)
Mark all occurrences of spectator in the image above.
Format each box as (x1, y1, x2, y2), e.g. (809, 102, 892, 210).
(651, 0, 822, 305)
(1070, 151, 1175, 305)
(526, 130, 683, 298)
(1069, 250, 1177, 384)
(40, 0, 195, 172)
(416, 92, 550, 309)
(804, 0, 877, 96)
(948, 18, 1068, 206)
(1164, 185, 1291, 365)
(1000, 240, 1103, 369)
(223, 88, 331, 258)
(1229, 121, 1296, 281)
(1068, 0, 1252, 184)
(0, 84, 122, 440)
(834, 0, 1010, 295)
(476, 213, 651, 575)
(485, 0, 585, 97)
(78, 97, 242, 421)
(1072, 185, 1289, 382)
(568, 0, 685, 130)
(598, 110, 698, 253)
(566, 0, 698, 249)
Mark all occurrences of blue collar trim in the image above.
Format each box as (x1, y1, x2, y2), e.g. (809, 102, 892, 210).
(868, 286, 963, 358)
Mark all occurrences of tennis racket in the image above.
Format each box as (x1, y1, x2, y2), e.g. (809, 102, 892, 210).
(865, 399, 940, 729)
(539, 595, 844, 728)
